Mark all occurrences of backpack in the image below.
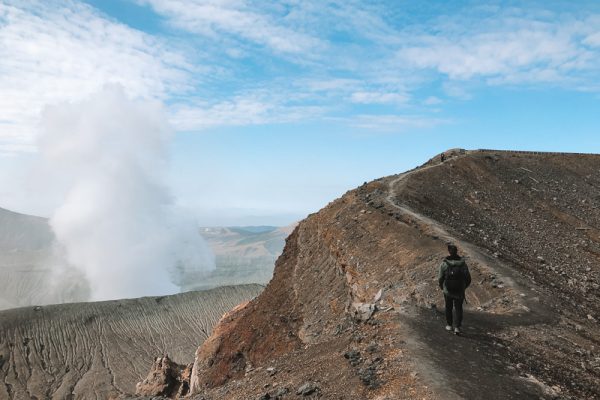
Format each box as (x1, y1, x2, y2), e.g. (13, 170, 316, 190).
(444, 262, 464, 292)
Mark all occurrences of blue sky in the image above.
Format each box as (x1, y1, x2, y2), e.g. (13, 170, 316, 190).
(1, 0, 600, 225)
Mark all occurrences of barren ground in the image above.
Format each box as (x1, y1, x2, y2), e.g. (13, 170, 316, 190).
(0, 285, 262, 399)
(5, 150, 600, 400)
(179, 150, 599, 400)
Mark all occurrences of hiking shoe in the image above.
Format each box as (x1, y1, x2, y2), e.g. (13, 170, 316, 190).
(445, 325, 452, 331)
(454, 327, 461, 334)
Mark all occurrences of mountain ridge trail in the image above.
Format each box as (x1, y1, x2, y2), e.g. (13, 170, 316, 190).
(379, 150, 600, 399)
(5, 150, 599, 400)
(176, 150, 598, 400)
(375, 151, 553, 399)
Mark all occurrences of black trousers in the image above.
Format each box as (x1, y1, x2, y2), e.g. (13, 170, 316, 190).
(444, 294, 464, 327)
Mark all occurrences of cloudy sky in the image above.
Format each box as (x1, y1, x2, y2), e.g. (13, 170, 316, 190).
(1, 0, 600, 225)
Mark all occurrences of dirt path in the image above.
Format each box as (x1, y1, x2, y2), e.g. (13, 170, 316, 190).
(385, 156, 549, 310)
(399, 305, 548, 400)
(384, 155, 557, 399)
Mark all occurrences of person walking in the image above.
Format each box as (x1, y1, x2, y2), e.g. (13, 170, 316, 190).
(438, 244, 471, 334)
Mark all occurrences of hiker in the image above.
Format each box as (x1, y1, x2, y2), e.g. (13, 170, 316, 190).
(438, 244, 471, 334)
(440, 153, 446, 162)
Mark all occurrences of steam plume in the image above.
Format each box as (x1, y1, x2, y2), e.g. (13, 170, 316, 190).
(39, 86, 214, 300)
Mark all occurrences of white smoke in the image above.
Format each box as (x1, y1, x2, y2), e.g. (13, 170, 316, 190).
(38, 85, 215, 301)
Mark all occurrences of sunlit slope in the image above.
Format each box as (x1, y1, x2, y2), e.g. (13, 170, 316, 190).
(180, 150, 599, 400)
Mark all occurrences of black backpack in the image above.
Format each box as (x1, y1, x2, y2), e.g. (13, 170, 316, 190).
(445, 262, 464, 292)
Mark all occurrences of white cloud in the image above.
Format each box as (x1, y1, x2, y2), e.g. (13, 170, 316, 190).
(423, 96, 442, 105)
(302, 78, 362, 93)
(2, 1, 600, 157)
(350, 91, 408, 105)
(341, 114, 447, 132)
(170, 95, 325, 131)
(0, 0, 192, 153)
(171, 97, 272, 130)
(396, 13, 600, 87)
(584, 32, 600, 47)
(136, 0, 323, 54)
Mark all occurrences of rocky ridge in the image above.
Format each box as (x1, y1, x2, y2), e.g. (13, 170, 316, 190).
(138, 150, 599, 400)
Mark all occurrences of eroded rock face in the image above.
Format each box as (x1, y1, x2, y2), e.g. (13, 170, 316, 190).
(189, 301, 250, 392)
(136, 356, 191, 398)
(186, 150, 600, 400)
(189, 229, 305, 391)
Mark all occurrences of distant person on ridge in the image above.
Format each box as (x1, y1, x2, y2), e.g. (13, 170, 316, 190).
(438, 244, 471, 334)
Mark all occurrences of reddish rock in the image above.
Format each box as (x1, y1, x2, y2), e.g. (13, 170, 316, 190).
(156, 150, 600, 399)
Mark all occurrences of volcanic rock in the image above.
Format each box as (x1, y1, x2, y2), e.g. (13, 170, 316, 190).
(136, 356, 192, 397)
(181, 150, 600, 400)
(296, 382, 319, 396)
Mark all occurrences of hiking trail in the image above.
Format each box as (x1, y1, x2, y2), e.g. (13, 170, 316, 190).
(383, 152, 558, 399)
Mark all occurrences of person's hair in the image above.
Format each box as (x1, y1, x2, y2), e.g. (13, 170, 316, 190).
(447, 244, 458, 253)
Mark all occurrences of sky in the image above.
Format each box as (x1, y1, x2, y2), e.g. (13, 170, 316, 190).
(1, 0, 600, 226)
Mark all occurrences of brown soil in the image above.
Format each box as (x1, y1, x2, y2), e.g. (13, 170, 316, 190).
(177, 150, 599, 400)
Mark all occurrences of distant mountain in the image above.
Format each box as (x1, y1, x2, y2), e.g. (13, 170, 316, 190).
(0, 207, 89, 309)
(185, 224, 295, 291)
(0, 207, 53, 251)
(0, 206, 291, 310)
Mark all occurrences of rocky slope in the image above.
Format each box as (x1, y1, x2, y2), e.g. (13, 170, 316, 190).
(0, 284, 262, 399)
(145, 150, 599, 400)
